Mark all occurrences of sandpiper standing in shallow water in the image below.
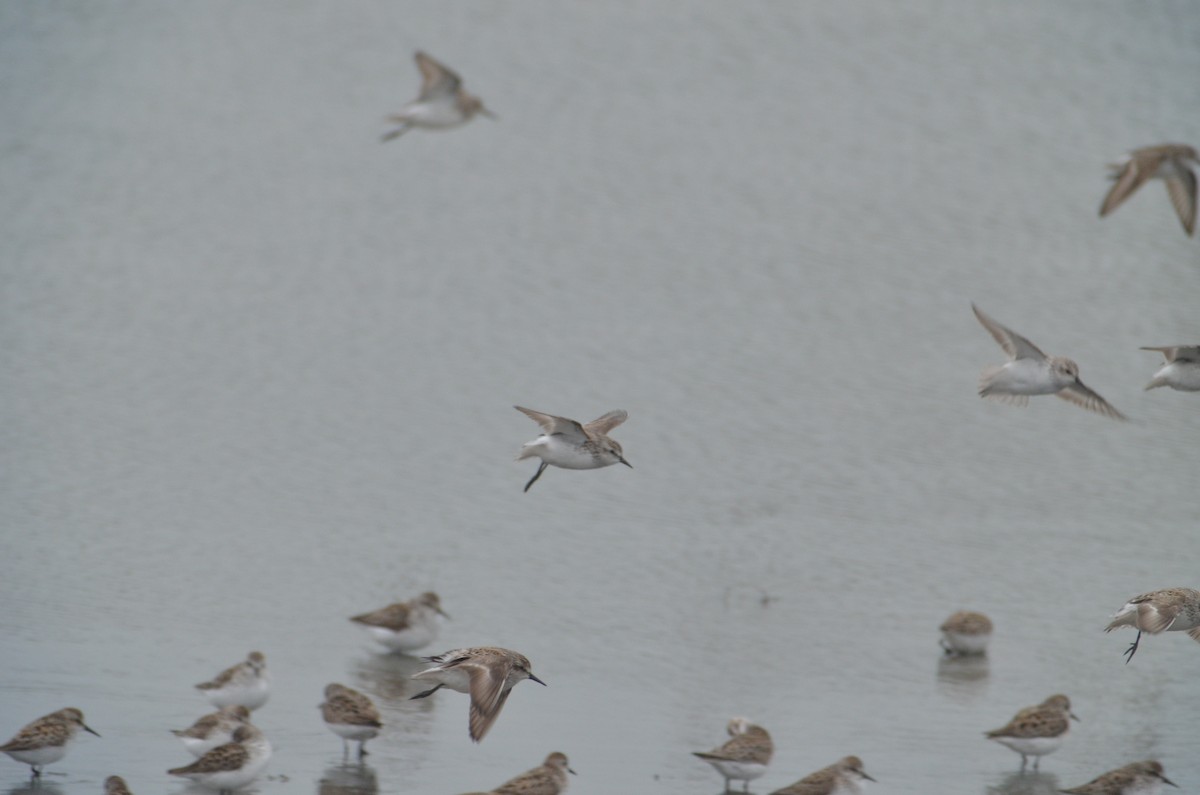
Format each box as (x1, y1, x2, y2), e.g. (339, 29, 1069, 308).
(985, 694, 1078, 771)
(971, 304, 1127, 420)
(692, 717, 774, 792)
(409, 646, 546, 742)
(768, 756, 876, 795)
(349, 591, 448, 653)
(0, 708, 99, 779)
(1060, 760, 1177, 795)
(1105, 587, 1200, 663)
(514, 406, 632, 492)
(320, 684, 382, 759)
(104, 776, 133, 795)
(471, 752, 576, 795)
(939, 611, 993, 656)
(1140, 346, 1200, 392)
(1099, 143, 1199, 236)
(195, 651, 271, 710)
(171, 705, 252, 758)
(381, 52, 495, 142)
(168, 723, 271, 793)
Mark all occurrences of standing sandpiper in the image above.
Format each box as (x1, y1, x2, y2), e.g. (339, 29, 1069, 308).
(0, 708, 99, 779)
(985, 694, 1078, 771)
(692, 717, 774, 792)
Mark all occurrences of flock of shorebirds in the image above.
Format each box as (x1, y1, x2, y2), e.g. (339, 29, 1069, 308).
(2, 584, 1197, 793)
(4, 50, 1199, 795)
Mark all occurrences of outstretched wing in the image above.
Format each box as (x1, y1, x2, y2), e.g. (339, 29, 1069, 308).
(414, 52, 462, 100)
(1056, 381, 1127, 421)
(583, 409, 628, 436)
(972, 304, 1047, 361)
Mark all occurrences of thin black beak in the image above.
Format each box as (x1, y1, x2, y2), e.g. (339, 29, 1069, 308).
(1069, 711, 1081, 722)
(1159, 774, 1178, 788)
(436, 607, 451, 619)
(83, 724, 101, 737)
(861, 772, 877, 783)
(618, 456, 632, 469)
(567, 767, 577, 776)
(528, 673, 547, 686)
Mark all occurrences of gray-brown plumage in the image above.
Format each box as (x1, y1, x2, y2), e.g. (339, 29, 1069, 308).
(1060, 760, 1177, 794)
(1100, 144, 1199, 236)
(320, 683, 382, 759)
(474, 752, 576, 795)
(104, 775, 133, 795)
(0, 708, 100, 778)
(1105, 587, 1200, 663)
(410, 646, 546, 743)
(382, 52, 495, 142)
(985, 695, 1078, 771)
(167, 723, 271, 792)
(768, 756, 876, 795)
(349, 591, 448, 652)
(692, 718, 774, 792)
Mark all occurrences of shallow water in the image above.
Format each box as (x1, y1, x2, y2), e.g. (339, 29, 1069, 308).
(1, 2, 1198, 795)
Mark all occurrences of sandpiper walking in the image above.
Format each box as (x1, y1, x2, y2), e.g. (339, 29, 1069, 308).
(0, 708, 99, 779)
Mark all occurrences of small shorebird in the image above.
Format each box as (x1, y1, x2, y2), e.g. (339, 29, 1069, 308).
(469, 752, 576, 795)
(350, 591, 448, 653)
(768, 756, 876, 795)
(320, 683, 382, 759)
(1105, 587, 1200, 663)
(692, 717, 774, 792)
(171, 705, 251, 758)
(409, 646, 546, 742)
(985, 694, 1078, 771)
(168, 723, 271, 794)
(514, 406, 632, 492)
(1061, 760, 1177, 795)
(1099, 144, 1199, 236)
(939, 611, 993, 656)
(0, 708, 99, 779)
(104, 775, 133, 795)
(195, 651, 271, 710)
(972, 304, 1127, 420)
(1140, 346, 1200, 392)
(381, 51, 495, 142)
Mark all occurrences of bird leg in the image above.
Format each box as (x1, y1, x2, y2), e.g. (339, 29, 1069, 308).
(523, 461, 549, 492)
(409, 683, 443, 700)
(1118, 634, 1137, 662)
